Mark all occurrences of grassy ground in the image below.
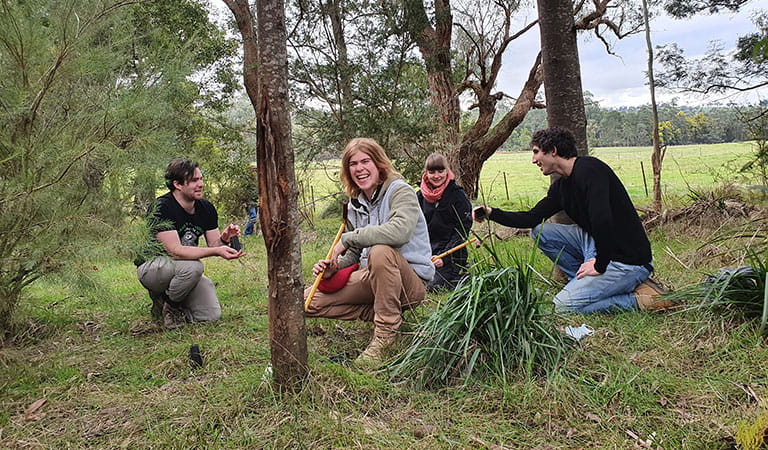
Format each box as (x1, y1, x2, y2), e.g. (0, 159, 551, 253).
(2, 142, 768, 448)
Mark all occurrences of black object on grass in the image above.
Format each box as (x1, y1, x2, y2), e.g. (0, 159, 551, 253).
(189, 344, 203, 369)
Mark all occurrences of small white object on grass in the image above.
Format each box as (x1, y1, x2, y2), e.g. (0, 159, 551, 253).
(564, 324, 595, 341)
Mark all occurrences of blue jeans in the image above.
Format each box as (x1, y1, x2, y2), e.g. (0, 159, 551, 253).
(531, 223, 650, 314)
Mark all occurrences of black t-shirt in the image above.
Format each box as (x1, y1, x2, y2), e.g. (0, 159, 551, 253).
(135, 192, 218, 265)
(151, 192, 218, 246)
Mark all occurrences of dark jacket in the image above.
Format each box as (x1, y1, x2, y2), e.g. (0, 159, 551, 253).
(488, 156, 651, 273)
(417, 179, 473, 258)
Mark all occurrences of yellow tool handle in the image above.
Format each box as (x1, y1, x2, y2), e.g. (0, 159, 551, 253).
(305, 222, 346, 311)
(431, 240, 472, 262)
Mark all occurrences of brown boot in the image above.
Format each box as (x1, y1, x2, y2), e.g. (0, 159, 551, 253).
(634, 278, 675, 312)
(162, 302, 186, 329)
(355, 335, 395, 366)
(552, 267, 569, 285)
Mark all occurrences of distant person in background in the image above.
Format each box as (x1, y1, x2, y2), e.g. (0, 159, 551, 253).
(305, 138, 434, 365)
(473, 127, 672, 314)
(244, 202, 258, 236)
(135, 158, 243, 329)
(417, 153, 473, 291)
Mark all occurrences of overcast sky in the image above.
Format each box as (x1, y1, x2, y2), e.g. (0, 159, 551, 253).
(499, 3, 766, 108)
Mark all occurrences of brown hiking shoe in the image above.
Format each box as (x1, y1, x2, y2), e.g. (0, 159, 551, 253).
(355, 335, 395, 366)
(162, 302, 186, 329)
(634, 278, 675, 312)
(553, 267, 569, 284)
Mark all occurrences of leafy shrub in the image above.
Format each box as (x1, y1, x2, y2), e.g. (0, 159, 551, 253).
(736, 402, 768, 450)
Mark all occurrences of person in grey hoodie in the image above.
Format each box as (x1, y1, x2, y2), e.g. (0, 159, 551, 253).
(305, 137, 435, 365)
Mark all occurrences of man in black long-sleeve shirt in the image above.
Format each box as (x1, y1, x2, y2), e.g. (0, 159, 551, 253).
(474, 127, 670, 313)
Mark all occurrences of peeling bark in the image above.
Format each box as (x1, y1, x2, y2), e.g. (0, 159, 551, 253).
(223, 0, 308, 389)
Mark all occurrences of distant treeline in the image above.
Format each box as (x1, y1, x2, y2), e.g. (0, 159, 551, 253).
(499, 100, 763, 150)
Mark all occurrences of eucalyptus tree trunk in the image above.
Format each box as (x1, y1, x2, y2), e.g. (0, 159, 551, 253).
(223, 0, 308, 389)
(536, 0, 588, 156)
(642, 0, 665, 212)
(326, 0, 354, 142)
(536, 0, 587, 225)
(404, 0, 543, 199)
(405, 0, 460, 148)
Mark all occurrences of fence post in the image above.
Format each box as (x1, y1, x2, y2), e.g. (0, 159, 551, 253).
(640, 161, 648, 197)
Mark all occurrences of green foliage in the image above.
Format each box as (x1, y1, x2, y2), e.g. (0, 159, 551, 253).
(287, 0, 442, 180)
(497, 94, 748, 149)
(390, 243, 576, 387)
(656, 9, 767, 121)
(738, 106, 768, 188)
(736, 402, 768, 450)
(664, 0, 748, 18)
(0, 0, 243, 332)
(673, 250, 768, 333)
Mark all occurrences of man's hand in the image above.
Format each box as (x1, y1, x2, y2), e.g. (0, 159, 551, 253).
(330, 240, 347, 265)
(576, 258, 599, 279)
(221, 224, 241, 244)
(312, 259, 337, 278)
(218, 245, 243, 260)
(472, 205, 490, 222)
(433, 257, 444, 268)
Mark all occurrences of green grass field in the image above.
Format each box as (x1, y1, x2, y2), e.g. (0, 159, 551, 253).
(300, 142, 755, 212)
(2, 142, 767, 448)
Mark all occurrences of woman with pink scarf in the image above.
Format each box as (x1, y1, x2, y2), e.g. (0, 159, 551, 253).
(417, 153, 473, 291)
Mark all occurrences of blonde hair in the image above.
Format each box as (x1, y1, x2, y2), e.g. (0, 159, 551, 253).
(340, 138, 401, 198)
(423, 153, 450, 172)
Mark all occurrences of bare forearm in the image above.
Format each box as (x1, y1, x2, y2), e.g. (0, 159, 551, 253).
(167, 245, 222, 260)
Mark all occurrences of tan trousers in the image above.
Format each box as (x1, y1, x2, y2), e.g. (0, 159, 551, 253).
(305, 245, 427, 338)
(137, 256, 221, 322)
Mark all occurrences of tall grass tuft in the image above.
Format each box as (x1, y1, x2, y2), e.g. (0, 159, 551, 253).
(389, 240, 576, 388)
(673, 251, 768, 334)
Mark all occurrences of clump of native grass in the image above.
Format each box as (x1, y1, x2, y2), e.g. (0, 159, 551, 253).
(672, 251, 768, 335)
(389, 239, 577, 388)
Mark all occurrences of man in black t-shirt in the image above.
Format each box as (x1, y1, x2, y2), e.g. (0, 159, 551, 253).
(136, 158, 243, 329)
(473, 127, 671, 314)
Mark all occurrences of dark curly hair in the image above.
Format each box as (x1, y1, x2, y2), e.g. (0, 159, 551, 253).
(530, 127, 577, 158)
(164, 158, 199, 191)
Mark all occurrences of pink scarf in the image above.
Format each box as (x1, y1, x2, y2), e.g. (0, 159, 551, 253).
(420, 169, 455, 203)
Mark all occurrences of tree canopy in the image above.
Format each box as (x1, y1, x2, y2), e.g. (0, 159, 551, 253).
(0, 0, 243, 331)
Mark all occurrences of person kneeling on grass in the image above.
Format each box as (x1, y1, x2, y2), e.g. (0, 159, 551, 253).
(473, 126, 672, 314)
(305, 138, 435, 365)
(135, 158, 243, 329)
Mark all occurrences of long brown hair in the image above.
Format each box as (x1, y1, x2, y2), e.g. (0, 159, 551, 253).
(340, 138, 401, 198)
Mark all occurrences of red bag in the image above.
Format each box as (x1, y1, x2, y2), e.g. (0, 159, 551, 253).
(318, 264, 359, 293)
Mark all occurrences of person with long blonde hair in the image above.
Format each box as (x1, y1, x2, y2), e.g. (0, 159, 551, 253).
(306, 138, 434, 365)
